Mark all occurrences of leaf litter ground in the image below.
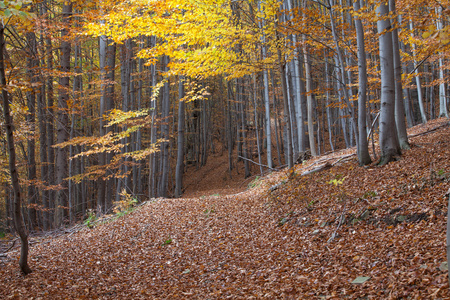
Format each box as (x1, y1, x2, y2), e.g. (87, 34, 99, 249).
(1, 119, 450, 299)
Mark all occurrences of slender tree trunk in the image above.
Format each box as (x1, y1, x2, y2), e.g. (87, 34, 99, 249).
(38, 64, 48, 231)
(55, 2, 72, 227)
(390, 0, 410, 150)
(354, 0, 371, 165)
(409, 19, 427, 124)
(285, 63, 298, 156)
(175, 77, 185, 197)
(25, 31, 39, 229)
(238, 79, 251, 178)
(436, 7, 448, 117)
(399, 40, 414, 127)
(159, 56, 170, 197)
(134, 40, 144, 200)
(325, 55, 335, 152)
(148, 39, 157, 198)
(104, 42, 116, 209)
(0, 24, 32, 275)
(252, 75, 263, 175)
(45, 17, 55, 230)
(303, 45, 316, 156)
(97, 33, 107, 212)
(226, 81, 234, 174)
(258, 5, 273, 169)
(271, 71, 283, 165)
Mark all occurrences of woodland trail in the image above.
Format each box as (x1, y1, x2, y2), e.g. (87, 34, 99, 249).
(1, 119, 450, 298)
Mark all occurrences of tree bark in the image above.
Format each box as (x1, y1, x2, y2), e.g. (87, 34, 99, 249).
(276, 29, 293, 168)
(409, 19, 427, 124)
(25, 31, 39, 229)
(390, 0, 410, 150)
(377, 1, 401, 165)
(0, 24, 32, 275)
(303, 45, 316, 157)
(436, 6, 448, 118)
(354, 0, 371, 165)
(159, 56, 170, 197)
(175, 77, 185, 197)
(55, 2, 72, 227)
(258, 3, 273, 169)
(44, 0, 55, 229)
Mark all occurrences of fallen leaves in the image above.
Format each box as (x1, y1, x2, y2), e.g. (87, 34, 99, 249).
(0, 119, 450, 298)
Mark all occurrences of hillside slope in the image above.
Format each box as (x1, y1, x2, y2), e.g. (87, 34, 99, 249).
(1, 119, 449, 298)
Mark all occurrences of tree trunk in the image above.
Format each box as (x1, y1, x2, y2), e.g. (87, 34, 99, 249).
(390, 0, 410, 150)
(175, 77, 185, 197)
(55, 2, 72, 227)
(97, 33, 107, 212)
(325, 55, 335, 152)
(159, 56, 170, 197)
(409, 19, 427, 124)
(104, 42, 116, 209)
(258, 6, 273, 169)
(0, 24, 32, 275)
(377, 1, 401, 165)
(45, 3, 55, 229)
(303, 45, 316, 157)
(276, 30, 293, 168)
(25, 31, 39, 229)
(354, 0, 371, 165)
(238, 79, 251, 178)
(436, 7, 448, 118)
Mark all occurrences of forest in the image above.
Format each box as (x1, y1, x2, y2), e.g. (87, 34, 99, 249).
(0, 0, 450, 293)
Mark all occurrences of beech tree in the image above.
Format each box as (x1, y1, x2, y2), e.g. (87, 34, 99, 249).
(377, 0, 401, 165)
(54, 1, 72, 227)
(353, 0, 371, 166)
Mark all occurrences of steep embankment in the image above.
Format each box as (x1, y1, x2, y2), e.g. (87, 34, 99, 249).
(1, 119, 449, 298)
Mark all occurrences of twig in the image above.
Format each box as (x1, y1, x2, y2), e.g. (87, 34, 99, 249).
(328, 203, 346, 243)
(1, 238, 18, 254)
(238, 155, 277, 171)
(367, 112, 380, 142)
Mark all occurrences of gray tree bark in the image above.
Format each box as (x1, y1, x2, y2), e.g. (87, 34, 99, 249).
(390, 0, 410, 150)
(354, 0, 371, 165)
(436, 6, 448, 118)
(303, 46, 316, 157)
(377, 1, 401, 165)
(409, 19, 427, 124)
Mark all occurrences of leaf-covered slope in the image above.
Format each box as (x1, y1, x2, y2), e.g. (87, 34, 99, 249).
(1, 119, 449, 298)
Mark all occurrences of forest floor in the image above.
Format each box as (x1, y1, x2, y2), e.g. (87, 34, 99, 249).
(1, 118, 450, 299)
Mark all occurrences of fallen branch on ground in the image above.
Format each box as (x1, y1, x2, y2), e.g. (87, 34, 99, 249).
(238, 155, 277, 171)
(408, 122, 450, 138)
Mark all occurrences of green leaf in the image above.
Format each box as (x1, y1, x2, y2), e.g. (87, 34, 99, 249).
(351, 276, 370, 284)
(4, 9, 12, 18)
